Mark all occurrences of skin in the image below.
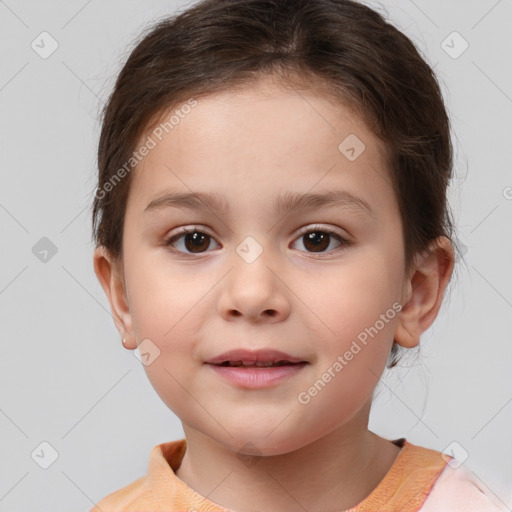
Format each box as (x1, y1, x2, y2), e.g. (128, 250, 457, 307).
(94, 75, 454, 512)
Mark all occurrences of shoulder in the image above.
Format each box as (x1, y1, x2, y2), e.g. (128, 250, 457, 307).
(88, 475, 158, 512)
(88, 439, 190, 512)
(420, 462, 509, 512)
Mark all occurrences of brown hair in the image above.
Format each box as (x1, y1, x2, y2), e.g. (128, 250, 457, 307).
(91, 0, 456, 368)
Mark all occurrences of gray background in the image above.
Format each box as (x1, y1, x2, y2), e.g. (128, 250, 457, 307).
(1, 0, 511, 510)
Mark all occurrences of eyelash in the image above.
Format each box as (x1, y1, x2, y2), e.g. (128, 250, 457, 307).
(164, 224, 353, 257)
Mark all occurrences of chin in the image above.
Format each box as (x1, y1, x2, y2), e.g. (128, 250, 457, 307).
(212, 428, 312, 458)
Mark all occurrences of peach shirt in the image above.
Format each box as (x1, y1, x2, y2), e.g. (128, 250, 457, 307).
(90, 438, 507, 511)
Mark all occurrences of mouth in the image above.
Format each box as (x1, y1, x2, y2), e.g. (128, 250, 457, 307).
(212, 360, 306, 368)
(204, 348, 309, 367)
(205, 351, 309, 388)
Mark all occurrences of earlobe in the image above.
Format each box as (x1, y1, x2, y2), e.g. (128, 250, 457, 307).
(93, 246, 137, 350)
(394, 236, 454, 349)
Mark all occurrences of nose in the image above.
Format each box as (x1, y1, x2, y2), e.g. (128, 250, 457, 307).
(217, 238, 291, 323)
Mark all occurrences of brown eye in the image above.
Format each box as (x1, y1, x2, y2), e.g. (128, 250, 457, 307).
(292, 226, 351, 255)
(165, 228, 220, 254)
(304, 231, 331, 252)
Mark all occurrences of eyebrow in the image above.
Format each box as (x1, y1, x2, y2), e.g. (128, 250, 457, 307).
(144, 189, 374, 217)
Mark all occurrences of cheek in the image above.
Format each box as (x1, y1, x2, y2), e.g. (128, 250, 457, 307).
(295, 252, 402, 400)
(125, 246, 203, 336)
(302, 254, 401, 337)
(123, 248, 218, 383)
(124, 250, 207, 415)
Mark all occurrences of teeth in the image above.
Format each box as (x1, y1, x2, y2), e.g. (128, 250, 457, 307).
(222, 360, 290, 367)
(221, 361, 290, 368)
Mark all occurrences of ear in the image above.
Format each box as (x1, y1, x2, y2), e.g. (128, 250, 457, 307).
(93, 246, 137, 350)
(394, 236, 454, 348)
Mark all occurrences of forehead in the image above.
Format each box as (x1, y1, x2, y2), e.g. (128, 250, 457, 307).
(127, 78, 393, 218)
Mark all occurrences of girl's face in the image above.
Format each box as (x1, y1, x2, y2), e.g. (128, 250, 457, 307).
(100, 78, 412, 455)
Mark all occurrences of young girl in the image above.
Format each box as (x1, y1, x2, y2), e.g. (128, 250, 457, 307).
(90, 0, 508, 510)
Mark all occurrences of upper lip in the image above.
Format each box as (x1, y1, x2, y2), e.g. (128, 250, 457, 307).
(205, 349, 307, 365)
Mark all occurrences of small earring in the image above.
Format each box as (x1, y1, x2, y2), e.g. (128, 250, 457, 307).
(122, 337, 126, 345)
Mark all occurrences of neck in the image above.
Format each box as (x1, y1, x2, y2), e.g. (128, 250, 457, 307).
(175, 406, 401, 512)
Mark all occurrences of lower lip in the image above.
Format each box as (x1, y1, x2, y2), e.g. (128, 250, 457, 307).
(205, 363, 308, 388)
